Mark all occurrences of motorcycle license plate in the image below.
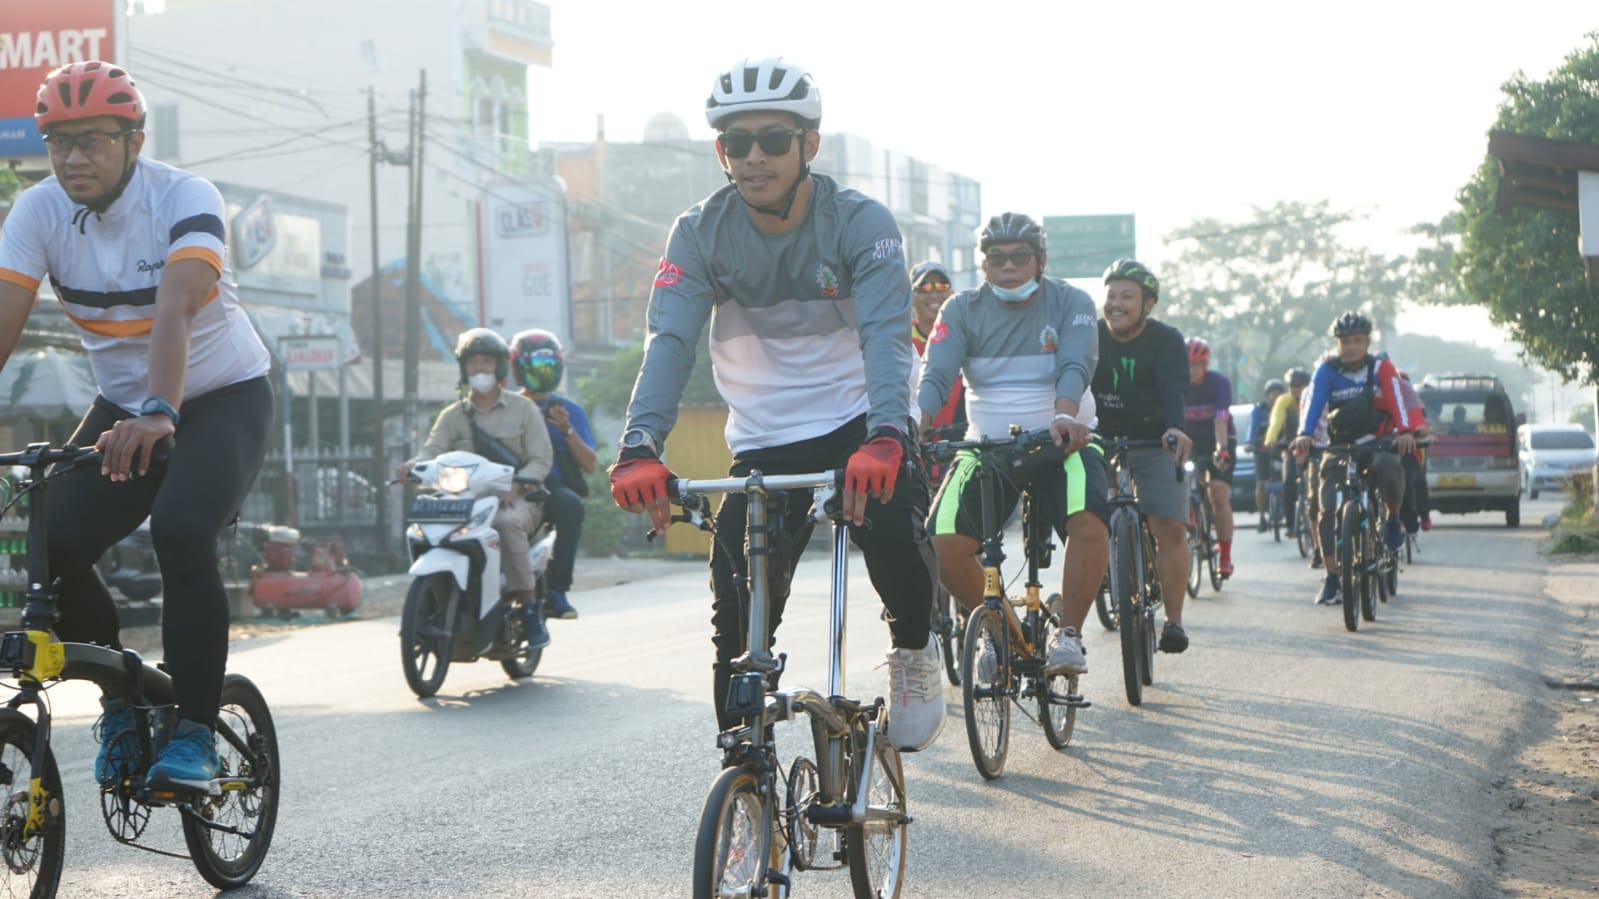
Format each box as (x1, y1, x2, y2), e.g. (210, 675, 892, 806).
(408, 497, 475, 522)
(1437, 475, 1476, 488)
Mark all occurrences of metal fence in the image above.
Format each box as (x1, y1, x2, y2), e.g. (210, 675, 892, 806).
(247, 446, 387, 533)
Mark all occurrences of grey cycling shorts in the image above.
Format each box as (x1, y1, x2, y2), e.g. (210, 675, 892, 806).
(1115, 445, 1189, 523)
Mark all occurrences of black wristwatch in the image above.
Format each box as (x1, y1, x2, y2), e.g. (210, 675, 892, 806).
(139, 395, 180, 427)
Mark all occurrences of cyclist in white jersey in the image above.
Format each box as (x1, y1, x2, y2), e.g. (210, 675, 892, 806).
(607, 57, 944, 753)
(0, 62, 273, 791)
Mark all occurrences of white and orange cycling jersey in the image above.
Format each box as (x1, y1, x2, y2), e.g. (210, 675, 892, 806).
(0, 157, 270, 411)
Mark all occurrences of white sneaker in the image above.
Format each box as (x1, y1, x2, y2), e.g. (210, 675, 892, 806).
(883, 639, 945, 752)
(1044, 626, 1088, 675)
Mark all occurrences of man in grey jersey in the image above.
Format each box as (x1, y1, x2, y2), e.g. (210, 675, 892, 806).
(918, 212, 1109, 676)
(607, 58, 944, 753)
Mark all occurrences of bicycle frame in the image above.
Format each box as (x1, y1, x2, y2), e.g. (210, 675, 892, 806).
(0, 444, 270, 843)
(675, 470, 889, 823)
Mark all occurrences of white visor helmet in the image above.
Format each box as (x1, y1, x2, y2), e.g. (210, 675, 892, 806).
(705, 57, 822, 130)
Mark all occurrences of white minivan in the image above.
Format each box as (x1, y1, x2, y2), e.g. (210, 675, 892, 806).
(1520, 424, 1597, 498)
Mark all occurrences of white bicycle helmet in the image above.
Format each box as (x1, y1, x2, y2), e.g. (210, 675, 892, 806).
(705, 57, 822, 130)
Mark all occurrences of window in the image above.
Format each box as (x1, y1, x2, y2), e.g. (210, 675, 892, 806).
(1531, 430, 1595, 450)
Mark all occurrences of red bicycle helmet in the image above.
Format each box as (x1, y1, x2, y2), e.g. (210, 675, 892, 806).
(34, 61, 146, 132)
(1187, 337, 1211, 365)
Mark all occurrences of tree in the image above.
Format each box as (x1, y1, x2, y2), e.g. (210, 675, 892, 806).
(1445, 31, 1599, 386)
(0, 166, 19, 207)
(1159, 200, 1406, 399)
(576, 338, 721, 418)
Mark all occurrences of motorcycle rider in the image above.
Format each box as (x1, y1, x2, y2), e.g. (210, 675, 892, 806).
(511, 328, 595, 621)
(396, 329, 555, 646)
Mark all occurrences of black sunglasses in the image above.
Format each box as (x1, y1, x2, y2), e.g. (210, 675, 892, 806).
(717, 128, 805, 159)
(985, 249, 1036, 269)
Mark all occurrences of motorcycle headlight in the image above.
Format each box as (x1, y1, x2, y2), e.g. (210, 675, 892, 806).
(406, 523, 425, 542)
(437, 465, 471, 494)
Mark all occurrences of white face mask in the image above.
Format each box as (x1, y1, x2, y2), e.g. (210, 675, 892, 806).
(468, 372, 499, 394)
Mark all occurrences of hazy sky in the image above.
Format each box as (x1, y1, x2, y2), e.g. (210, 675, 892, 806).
(535, 0, 1597, 357)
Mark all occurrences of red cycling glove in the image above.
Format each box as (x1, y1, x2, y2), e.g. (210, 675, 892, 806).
(609, 455, 671, 509)
(1214, 448, 1234, 469)
(846, 433, 903, 499)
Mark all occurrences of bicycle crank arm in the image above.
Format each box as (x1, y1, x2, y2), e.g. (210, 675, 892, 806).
(179, 807, 259, 840)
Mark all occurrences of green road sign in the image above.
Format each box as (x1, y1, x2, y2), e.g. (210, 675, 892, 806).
(1043, 214, 1135, 279)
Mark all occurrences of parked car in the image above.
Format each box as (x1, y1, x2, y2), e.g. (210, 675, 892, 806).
(1520, 424, 1597, 498)
(1417, 374, 1521, 526)
(1228, 402, 1259, 513)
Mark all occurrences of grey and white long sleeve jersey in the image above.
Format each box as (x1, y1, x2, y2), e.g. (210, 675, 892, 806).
(623, 174, 915, 453)
(917, 278, 1099, 440)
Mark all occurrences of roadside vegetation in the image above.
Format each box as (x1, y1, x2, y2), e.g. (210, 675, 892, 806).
(1550, 475, 1599, 554)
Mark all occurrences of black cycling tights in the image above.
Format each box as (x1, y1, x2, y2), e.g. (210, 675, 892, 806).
(45, 377, 272, 725)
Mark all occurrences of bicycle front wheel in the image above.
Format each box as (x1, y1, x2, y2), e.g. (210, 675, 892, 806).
(960, 605, 1010, 780)
(1093, 574, 1119, 632)
(1111, 512, 1145, 706)
(846, 737, 907, 899)
(0, 709, 63, 899)
(934, 585, 962, 687)
(1185, 497, 1204, 599)
(1339, 503, 1363, 633)
(1296, 496, 1313, 559)
(183, 674, 280, 890)
(1270, 494, 1283, 543)
(692, 765, 771, 899)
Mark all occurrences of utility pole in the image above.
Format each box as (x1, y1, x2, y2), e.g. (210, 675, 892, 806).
(402, 70, 427, 461)
(367, 86, 390, 557)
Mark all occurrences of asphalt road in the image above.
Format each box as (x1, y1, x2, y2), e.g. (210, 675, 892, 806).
(30, 496, 1571, 898)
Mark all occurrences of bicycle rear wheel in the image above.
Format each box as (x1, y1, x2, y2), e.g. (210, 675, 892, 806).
(845, 736, 907, 899)
(1339, 503, 1363, 632)
(1139, 525, 1160, 688)
(692, 765, 771, 899)
(1038, 594, 1078, 749)
(0, 709, 63, 899)
(183, 674, 280, 890)
(1270, 493, 1283, 543)
(1365, 519, 1385, 621)
(960, 605, 1010, 780)
(1112, 513, 1145, 706)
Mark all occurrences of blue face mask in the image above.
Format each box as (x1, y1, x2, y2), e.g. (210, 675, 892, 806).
(990, 280, 1037, 303)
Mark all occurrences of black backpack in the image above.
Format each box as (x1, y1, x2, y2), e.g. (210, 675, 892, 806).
(1327, 357, 1379, 444)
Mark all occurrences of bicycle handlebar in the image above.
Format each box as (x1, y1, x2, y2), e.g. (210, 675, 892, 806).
(926, 426, 1058, 462)
(668, 469, 843, 498)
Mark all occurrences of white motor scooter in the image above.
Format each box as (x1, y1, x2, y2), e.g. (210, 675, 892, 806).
(400, 450, 553, 698)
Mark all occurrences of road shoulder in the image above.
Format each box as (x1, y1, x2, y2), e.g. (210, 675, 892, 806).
(1494, 555, 1599, 895)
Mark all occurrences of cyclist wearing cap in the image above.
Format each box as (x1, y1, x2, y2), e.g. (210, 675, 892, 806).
(1184, 338, 1238, 577)
(1250, 379, 1288, 532)
(511, 329, 595, 621)
(1090, 258, 1195, 652)
(909, 260, 965, 476)
(919, 212, 1107, 676)
(398, 329, 554, 643)
(1265, 367, 1313, 537)
(607, 58, 944, 753)
(0, 61, 274, 791)
(1290, 312, 1414, 606)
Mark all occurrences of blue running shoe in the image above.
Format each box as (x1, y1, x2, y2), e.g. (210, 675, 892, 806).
(524, 601, 551, 650)
(1316, 574, 1341, 605)
(93, 697, 138, 786)
(147, 719, 219, 791)
(543, 591, 578, 620)
(1385, 516, 1405, 551)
